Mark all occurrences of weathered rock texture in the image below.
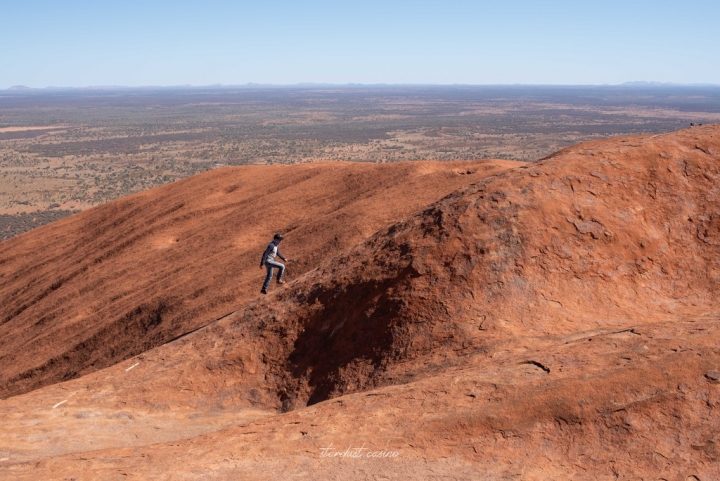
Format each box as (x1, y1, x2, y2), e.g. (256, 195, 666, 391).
(1, 125, 719, 480)
(0, 160, 514, 400)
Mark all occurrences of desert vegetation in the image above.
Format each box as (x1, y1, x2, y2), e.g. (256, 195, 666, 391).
(1, 85, 720, 239)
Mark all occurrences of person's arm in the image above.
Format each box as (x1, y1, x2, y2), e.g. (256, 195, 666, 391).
(260, 244, 272, 267)
(277, 248, 287, 262)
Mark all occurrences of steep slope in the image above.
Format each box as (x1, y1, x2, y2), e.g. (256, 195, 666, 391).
(0, 160, 517, 399)
(63, 123, 716, 413)
(1, 125, 719, 479)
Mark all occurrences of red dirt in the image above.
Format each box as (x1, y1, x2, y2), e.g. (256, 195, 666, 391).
(1, 125, 720, 480)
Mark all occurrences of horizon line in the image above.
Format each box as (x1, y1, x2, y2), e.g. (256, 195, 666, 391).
(4, 81, 720, 91)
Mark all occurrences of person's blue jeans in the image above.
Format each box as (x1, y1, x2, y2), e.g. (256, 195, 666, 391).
(262, 260, 285, 290)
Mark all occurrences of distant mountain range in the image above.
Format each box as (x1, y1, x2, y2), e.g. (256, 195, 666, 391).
(621, 81, 720, 87)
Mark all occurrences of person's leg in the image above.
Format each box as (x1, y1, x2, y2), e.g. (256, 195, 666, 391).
(262, 265, 274, 291)
(266, 259, 285, 283)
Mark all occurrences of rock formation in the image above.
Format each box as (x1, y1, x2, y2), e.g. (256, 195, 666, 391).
(1, 126, 719, 479)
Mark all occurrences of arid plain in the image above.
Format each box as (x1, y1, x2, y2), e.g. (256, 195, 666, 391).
(2, 85, 720, 240)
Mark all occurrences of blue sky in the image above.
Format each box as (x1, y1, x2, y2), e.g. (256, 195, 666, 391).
(1, 0, 718, 88)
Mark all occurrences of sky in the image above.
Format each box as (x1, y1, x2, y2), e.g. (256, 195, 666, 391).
(1, 0, 719, 88)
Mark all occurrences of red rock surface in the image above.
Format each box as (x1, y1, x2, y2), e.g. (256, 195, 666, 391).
(0, 160, 515, 400)
(1, 125, 720, 480)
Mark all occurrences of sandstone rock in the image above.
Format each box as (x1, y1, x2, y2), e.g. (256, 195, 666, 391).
(2, 125, 720, 479)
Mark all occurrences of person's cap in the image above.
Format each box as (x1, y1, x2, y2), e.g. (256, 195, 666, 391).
(273, 233, 284, 241)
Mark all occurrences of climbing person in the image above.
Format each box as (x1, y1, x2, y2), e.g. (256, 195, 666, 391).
(260, 233, 293, 294)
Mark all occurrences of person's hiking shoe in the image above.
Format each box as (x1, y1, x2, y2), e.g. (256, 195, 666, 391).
(260, 288, 268, 294)
(277, 279, 286, 285)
